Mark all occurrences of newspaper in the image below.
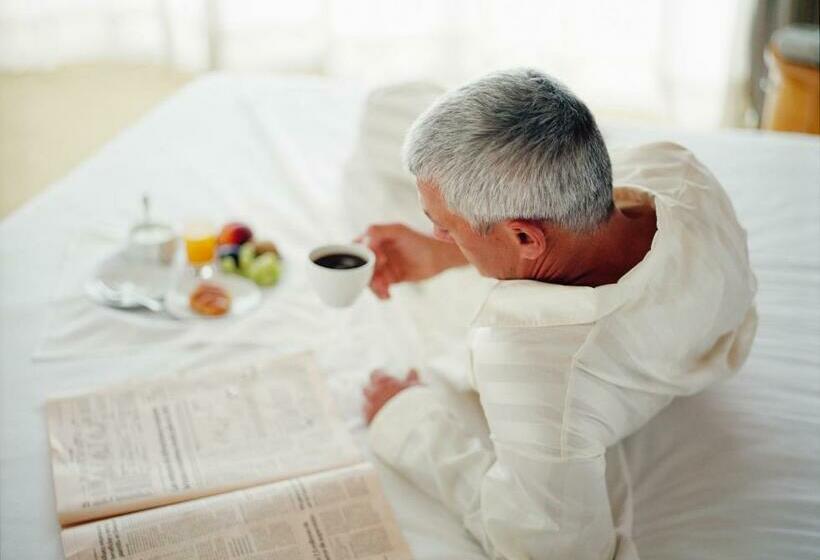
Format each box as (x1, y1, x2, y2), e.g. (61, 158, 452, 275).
(47, 353, 362, 526)
(61, 463, 413, 560)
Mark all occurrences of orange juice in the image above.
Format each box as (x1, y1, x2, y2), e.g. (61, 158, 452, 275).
(183, 223, 217, 266)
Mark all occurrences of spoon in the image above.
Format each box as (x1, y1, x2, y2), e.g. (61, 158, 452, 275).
(86, 279, 166, 314)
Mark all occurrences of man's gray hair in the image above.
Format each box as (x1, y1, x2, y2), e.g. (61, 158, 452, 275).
(403, 68, 613, 232)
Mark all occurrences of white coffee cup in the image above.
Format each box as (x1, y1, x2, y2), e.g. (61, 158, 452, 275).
(307, 243, 375, 307)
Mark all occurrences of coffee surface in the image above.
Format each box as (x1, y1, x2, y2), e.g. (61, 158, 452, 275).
(314, 253, 367, 270)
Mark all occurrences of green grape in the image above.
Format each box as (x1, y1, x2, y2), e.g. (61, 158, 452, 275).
(220, 256, 238, 273)
(238, 242, 256, 273)
(248, 253, 280, 286)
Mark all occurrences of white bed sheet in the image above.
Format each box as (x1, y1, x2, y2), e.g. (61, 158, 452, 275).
(1, 74, 818, 560)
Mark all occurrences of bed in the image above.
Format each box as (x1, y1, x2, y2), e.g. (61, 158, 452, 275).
(1, 74, 818, 559)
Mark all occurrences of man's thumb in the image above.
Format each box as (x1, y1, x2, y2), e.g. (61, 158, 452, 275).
(406, 369, 420, 383)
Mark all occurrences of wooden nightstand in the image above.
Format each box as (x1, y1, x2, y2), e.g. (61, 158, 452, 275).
(761, 26, 819, 135)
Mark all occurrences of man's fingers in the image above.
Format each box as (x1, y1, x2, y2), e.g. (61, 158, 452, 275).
(371, 253, 403, 299)
(366, 369, 413, 384)
(365, 223, 405, 241)
(359, 227, 389, 264)
(362, 402, 374, 425)
(362, 225, 409, 302)
(368, 282, 385, 299)
(366, 244, 393, 299)
(363, 227, 388, 254)
(369, 277, 391, 299)
(376, 283, 391, 299)
(361, 365, 416, 426)
(369, 370, 390, 383)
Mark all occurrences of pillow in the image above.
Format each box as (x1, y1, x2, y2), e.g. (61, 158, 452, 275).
(342, 82, 445, 234)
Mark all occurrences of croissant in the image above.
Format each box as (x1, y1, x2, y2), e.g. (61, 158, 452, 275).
(189, 282, 231, 316)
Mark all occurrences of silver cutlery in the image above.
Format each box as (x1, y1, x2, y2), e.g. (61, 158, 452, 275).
(86, 279, 167, 314)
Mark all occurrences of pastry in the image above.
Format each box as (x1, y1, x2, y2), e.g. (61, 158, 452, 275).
(189, 282, 231, 316)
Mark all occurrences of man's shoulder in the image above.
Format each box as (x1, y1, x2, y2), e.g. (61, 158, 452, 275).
(611, 141, 724, 201)
(470, 280, 600, 330)
(611, 141, 700, 168)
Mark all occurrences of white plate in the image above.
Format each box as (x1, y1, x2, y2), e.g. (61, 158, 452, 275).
(164, 271, 262, 320)
(86, 250, 174, 305)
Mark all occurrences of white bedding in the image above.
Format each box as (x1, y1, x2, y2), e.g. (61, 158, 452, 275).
(1, 74, 818, 559)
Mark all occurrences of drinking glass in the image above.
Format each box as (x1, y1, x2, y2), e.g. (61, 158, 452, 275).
(183, 221, 217, 279)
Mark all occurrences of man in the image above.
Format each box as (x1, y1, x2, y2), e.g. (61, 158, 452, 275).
(360, 69, 757, 559)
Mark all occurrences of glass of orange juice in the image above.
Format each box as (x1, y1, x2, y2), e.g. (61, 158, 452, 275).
(183, 221, 217, 278)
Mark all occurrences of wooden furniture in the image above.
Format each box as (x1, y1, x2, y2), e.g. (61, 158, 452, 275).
(761, 43, 820, 134)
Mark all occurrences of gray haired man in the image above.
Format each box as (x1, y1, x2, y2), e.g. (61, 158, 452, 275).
(360, 69, 757, 559)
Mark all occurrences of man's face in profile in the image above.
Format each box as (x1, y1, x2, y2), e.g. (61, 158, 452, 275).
(417, 179, 521, 279)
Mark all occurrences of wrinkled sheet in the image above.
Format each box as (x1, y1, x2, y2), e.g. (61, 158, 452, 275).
(1, 74, 818, 560)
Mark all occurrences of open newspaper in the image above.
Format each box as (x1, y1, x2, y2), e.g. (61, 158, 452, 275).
(47, 352, 412, 560)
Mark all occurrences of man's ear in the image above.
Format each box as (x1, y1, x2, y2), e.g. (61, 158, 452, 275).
(507, 220, 547, 260)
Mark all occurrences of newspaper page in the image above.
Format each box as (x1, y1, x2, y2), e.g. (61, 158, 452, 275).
(61, 462, 413, 560)
(48, 352, 361, 526)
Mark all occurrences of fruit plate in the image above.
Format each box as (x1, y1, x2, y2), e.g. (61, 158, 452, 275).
(164, 272, 262, 320)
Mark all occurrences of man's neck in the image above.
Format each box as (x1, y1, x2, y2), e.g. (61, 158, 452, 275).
(520, 207, 657, 287)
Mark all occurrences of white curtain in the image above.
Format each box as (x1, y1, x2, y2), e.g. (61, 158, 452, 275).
(0, 0, 756, 127)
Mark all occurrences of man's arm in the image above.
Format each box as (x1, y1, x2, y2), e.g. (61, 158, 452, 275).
(361, 224, 468, 299)
(368, 368, 616, 559)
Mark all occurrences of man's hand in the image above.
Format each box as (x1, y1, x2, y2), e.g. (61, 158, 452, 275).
(362, 369, 422, 425)
(358, 223, 466, 299)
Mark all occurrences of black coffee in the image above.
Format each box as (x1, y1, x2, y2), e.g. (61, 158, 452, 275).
(314, 253, 367, 270)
